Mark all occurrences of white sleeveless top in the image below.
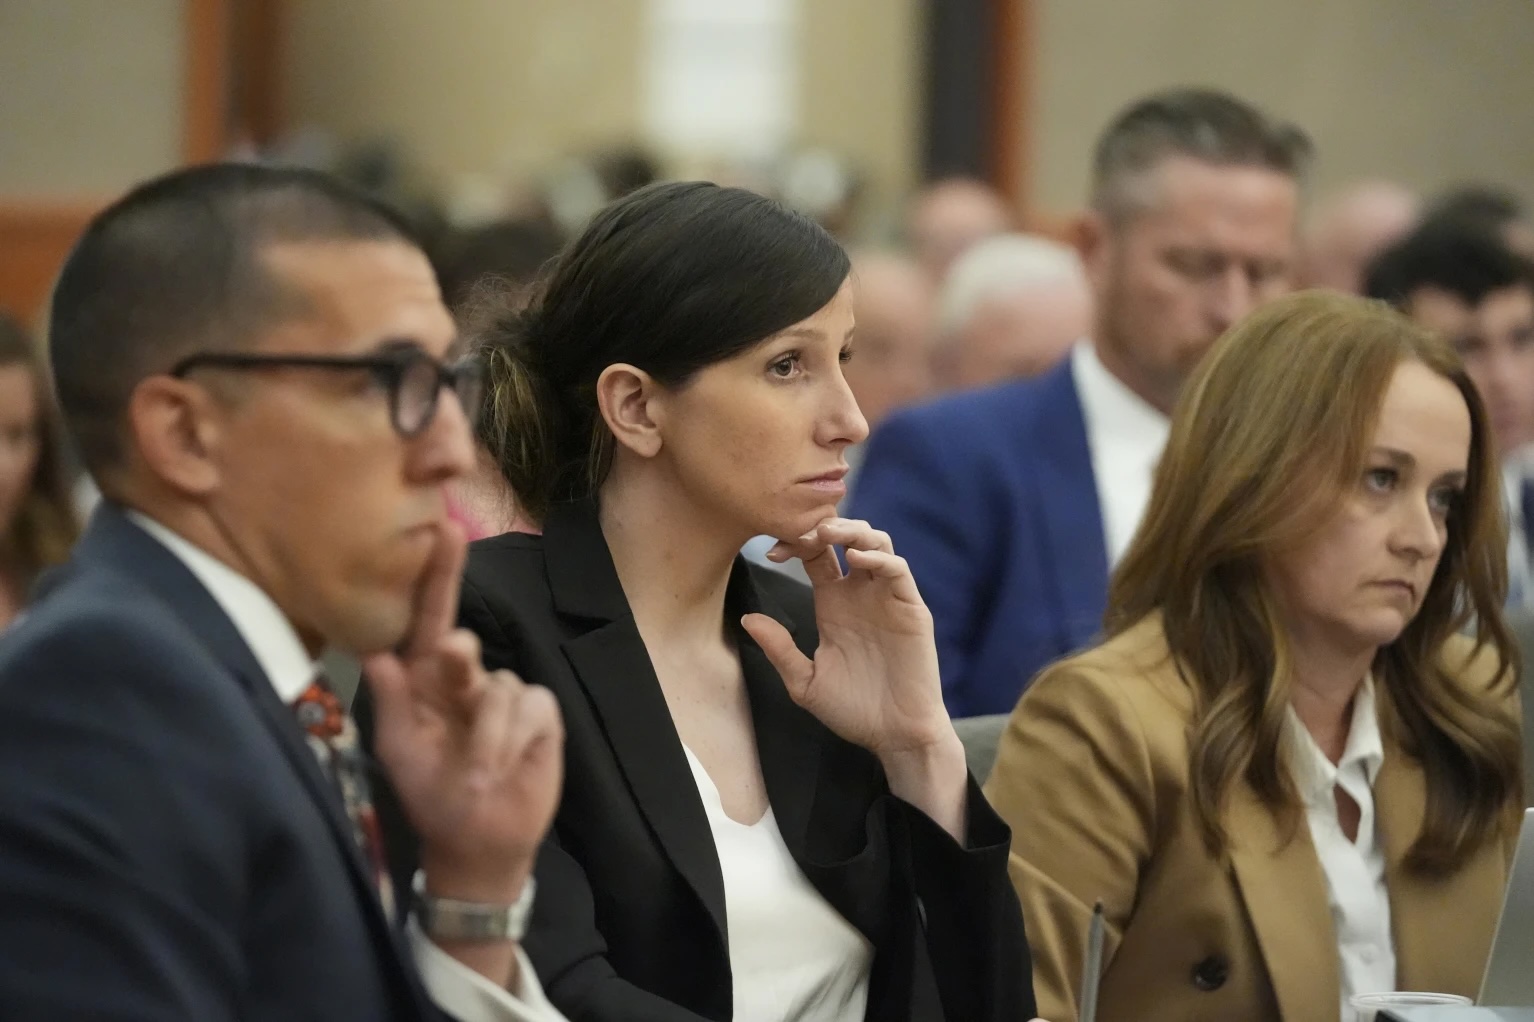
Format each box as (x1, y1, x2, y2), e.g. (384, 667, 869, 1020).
(681, 744, 873, 1022)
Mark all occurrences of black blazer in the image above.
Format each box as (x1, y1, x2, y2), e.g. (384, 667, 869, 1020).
(368, 501, 1034, 1022)
(0, 505, 440, 1021)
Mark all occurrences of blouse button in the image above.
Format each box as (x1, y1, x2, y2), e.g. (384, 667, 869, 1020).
(1191, 955, 1230, 991)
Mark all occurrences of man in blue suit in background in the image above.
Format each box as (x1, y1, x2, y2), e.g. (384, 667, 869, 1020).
(852, 89, 1312, 717)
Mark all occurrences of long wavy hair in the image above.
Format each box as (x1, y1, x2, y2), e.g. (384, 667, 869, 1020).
(1108, 289, 1521, 875)
(0, 315, 79, 595)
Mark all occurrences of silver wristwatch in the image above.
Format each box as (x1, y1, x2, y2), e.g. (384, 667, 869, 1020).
(411, 870, 536, 943)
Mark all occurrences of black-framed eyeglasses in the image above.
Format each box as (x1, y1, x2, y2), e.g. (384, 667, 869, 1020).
(170, 342, 485, 438)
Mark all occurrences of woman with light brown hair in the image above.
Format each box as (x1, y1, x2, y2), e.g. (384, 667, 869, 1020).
(985, 289, 1523, 1021)
(0, 314, 78, 628)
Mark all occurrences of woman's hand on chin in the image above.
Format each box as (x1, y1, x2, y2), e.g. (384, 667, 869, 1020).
(745, 518, 969, 837)
(747, 517, 951, 753)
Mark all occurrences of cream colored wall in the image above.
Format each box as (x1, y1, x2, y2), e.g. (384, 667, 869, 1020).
(18, 0, 1526, 225)
(797, 0, 922, 208)
(0, 0, 184, 194)
(288, 0, 644, 188)
(286, 0, 922, 209)
(1029, 0, 1534, 214)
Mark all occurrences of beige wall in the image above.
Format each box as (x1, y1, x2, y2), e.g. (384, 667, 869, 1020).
(18, 0, 1530, 228)
(0, 0, 184, 195)
(288, 0, 645, 188)
(1029, 0, 1534, 214)
(286, 0, 922, 211)
(797, 0, 922, 209)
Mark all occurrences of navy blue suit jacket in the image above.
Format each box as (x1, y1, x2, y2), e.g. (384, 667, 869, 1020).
(0, 505, 439, 1021)
(849, 359, 1108, 717)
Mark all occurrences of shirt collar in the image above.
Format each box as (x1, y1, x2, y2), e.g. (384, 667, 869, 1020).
(126, 510, 318, 705)
(1285, 676, 1385, 804)
(1070, 341, 1170, 452)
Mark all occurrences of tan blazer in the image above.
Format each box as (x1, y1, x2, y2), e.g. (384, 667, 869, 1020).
(984, 615, 1520, 1022)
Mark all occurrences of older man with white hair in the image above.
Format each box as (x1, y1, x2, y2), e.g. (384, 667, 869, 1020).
(932, 233, 1092, 391)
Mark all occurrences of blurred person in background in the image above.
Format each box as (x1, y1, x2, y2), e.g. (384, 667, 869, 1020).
(1366, 219, 1534, 607)
(435, 216, 564, 317)
(853, 88, 1310, 716)
(435, 216, 567, 542)
(842, 250, 937, 439)
(589, 144, 662, 201)
(1421, 185, 1534, 258)
(987, 291, 1522, 1021)
(0, 315, 79, 630)
(1299, 180, 1419, 294)
(931, 233, 1091, 391)
(905, 177, 1014, 283)
(778, 149, 866, 241)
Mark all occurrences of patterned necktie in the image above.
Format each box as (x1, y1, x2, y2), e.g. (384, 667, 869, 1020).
(293, 675, 396, 920)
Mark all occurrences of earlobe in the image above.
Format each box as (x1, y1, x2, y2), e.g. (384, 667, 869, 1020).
(1076, 211, 1112, 288)
(595, 363, 664, 459)
(1076, 211, 1105, 261)
(127, 378, 223, 495)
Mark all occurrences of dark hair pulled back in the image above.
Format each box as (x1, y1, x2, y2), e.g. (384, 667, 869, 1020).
(476, 181, 850, 522)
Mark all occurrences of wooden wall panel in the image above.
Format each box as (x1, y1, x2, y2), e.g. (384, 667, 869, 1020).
(0, 201, 102, 326)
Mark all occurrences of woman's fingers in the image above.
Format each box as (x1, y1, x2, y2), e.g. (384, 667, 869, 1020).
(810, 518, 894, 554)
(843, 547, 923, 602)
(741, 613, 815, 701)
(843, 546, 909, 578)
(768, 529, 845, 584)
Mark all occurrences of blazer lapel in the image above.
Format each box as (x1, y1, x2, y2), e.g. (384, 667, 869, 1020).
(733, 566, 900, 944)
(1375, 742, 1433, 991)
(1225, 787, 1339, 1020)
(75, 506, 423, 998)
(1375, 726, 1507, 997)
(545, 503, 729, 948)
(732, 566, 821, 854)
(1030, 361, 1109, 650)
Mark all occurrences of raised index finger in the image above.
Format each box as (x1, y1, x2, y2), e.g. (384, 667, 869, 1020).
(404, 518, 468, 658)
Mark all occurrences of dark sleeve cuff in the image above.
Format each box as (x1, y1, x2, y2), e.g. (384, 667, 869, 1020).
(899, 774, 1012, 861)
(898, 775, 1036, 1020)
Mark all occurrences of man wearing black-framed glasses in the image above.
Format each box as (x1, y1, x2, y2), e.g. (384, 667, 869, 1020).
(0, 164, 566, 1021)
(170, 341, 486, 440)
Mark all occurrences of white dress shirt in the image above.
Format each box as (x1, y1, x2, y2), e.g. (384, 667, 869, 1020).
(1503, 458, 1533, 609)
(1070, 342, 1171, 567)
(682, 744, 872, 1022)
(127, 511, 566, 1022)
(1283, 678, 1395, 1022)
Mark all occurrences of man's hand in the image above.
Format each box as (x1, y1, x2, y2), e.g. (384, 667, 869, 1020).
(364, 521, 563, 906)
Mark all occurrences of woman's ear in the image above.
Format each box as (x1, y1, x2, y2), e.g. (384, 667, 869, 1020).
(596, 363, 664, 458)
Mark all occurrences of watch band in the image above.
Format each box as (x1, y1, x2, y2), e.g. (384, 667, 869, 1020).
(412, 870, 536, 943)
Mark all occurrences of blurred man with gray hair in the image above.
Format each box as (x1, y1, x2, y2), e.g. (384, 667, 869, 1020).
(853, 88, 1310, 715)
(932, 233, 1091, 391)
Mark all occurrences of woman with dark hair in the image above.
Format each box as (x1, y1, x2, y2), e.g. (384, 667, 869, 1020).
(0, 314, 78, 627)
(986, 290, 1524, 1021)
(369, 181, 1033, 1022)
